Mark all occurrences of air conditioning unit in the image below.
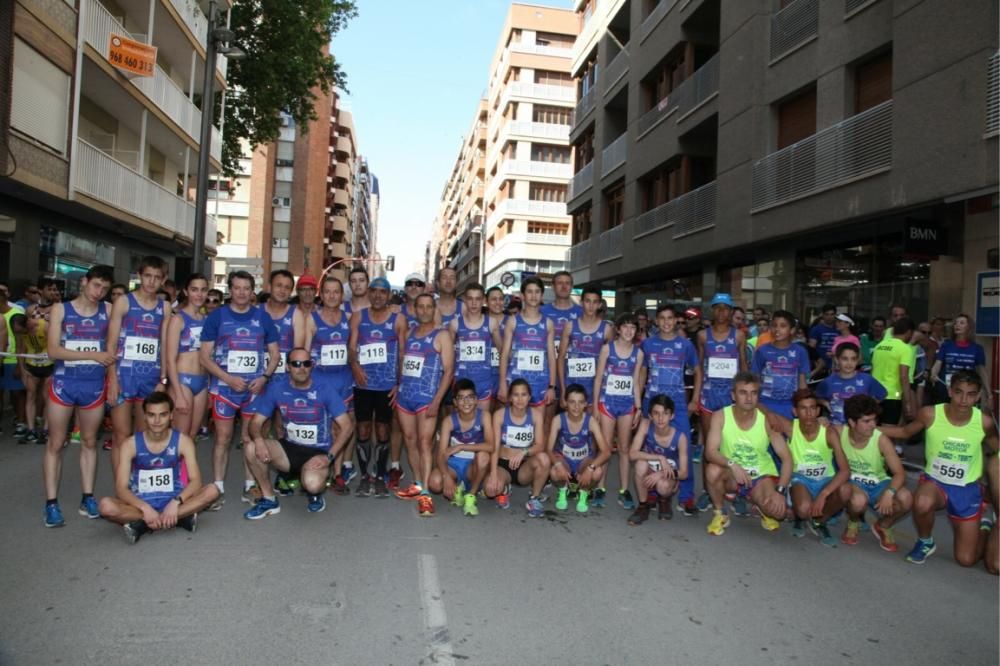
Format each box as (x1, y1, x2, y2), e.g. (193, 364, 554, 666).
(272, 197, 291, 207)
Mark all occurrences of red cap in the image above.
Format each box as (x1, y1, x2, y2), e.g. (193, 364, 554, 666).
(297, 274, 318, 289)
(684, 307, 701, 319)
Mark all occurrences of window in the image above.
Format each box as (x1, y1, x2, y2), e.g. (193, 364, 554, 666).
(274, 181, 292, 198)
(855, 51, 892, 113)
(528, 222, 568, 235)
(578, 59, 599, 96)
(535, 70, 572, 86)
(536, 31, 574, 48)
(276, 140, 294, 164)
(642, 46, 687, 112)
(532, 143, 570, 163)
(11, 39, 70, 153)
(573, 206, 592, 243)
(533, 105, 571, 125)
(574, 129, 595, 167)
(529, 183, 567, 202)
(604, 182, 625, 230)
(272, 222, 290, 240)
(777, 87, 817, 149)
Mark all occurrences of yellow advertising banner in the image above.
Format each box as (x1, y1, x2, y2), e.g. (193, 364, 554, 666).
(107, 33, 156, 78)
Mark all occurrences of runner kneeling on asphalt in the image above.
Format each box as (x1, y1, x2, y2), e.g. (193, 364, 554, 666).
(427, 379, 493, 517)
(546, 383, 610, 513)
(627, 394, 689, 524)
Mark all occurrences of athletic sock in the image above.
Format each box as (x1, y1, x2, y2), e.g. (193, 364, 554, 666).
(244, 479, 256, 491)
(919, 536, 935, 546)
(263, 495, 276, 502)
(389, 460, 401, 470)
(215, 481, 225, 494)
(356, 439, 372, 477)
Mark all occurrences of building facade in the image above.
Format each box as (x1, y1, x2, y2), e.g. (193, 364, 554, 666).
(211, 139, 262, 290)
(567, 0, 998, 332)
(1, 0, 228, 293)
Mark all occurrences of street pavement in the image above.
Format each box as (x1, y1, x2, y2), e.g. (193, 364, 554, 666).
(0, 426, 997, 666)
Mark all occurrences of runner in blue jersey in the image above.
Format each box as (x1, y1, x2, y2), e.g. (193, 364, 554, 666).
(394, 294, 454, 517)
(627, 395, 689, 523)
(199, 271, 280, 510)
(449, 283, 502, 408)
(557, 286, 611, 407)
(815, 342, 887, 425)
(98, 393, 218, 543)
(546, 383, 610, 513)
(349, 276, 408, 497)
(541, 270, 583, 425)
(106, 256, 172, 473)
(498, 277, 557, 433)
(243, 347, 354, 518)
(428, 378, 494, 516)
(929, 314, 991, 406)
(165, 273, 210, 442)
(42, 265, 116, 527)
(751, 310, 811, 421)
(435, 267, 462, 327)
(401, 272, 431, 331)
(808, 303, 839, 372)
(305, 276, 356, 492)
(485, 379, 552, 517)
(594, 312, 644, 511)
(486, 287, 507, 408)
(639, 305, 702, 515)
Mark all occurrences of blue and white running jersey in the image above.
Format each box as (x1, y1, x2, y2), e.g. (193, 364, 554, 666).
(815, 372, 887, 425)
(356, 309, 401, 391)
(438, 297, 463, 327)
(449, 410, 484, 460)
(454, 313, 492, 391)
(177, 309, 203, 354)
(116, 293, 164, 377)
(643, 335, 698, 407)
(541, 302, 582, 355)
(266, 304, 296, 376)
(599, 342, 640, 406)
(751, 342, 811, 415)
(565, 318, 609, 399)
(55, 301, 109, 381)
(203, 305, 273, 389)
(401, 303, 419, 332)
(499, 407, 535, 449)
(130, 430, 184, 508)
(643, 425, 681, 469)
(399, 329, 444, 405)
(250, 377, 346, 449)
(555, 412, 594, 462)
(506, 314, 551, 392)
(701, 326, 740, 410)
(310, 309, 351, 381)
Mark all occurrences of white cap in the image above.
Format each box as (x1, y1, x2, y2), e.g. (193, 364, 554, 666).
(404, 273, 426, 284)
(836, 313, 855, 326)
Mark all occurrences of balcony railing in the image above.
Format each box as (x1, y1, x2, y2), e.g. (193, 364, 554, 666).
(500, 159, 573, 180)
(573, 85, 597, 125)
(568, 238, 591, 271)
(500, 82, 576, 114)
(603, 46, 630, 93)
(486, 199, 568, 233)
(845, 0, 878, 15)
(635, 180, 717, 239)
(525, 233, 571, 245)
(600, 134, 627, 177)
(510, 42, 573, 58)
(640, 0, 677, 42)
(568, 161, 594, 199)
(770, 0, 818, 62)
(75, 138, 215, 243)
(597, 225, 624, 262)
(751, 100, 893, 212)
(507, 121, 571, 141)
(637, 95, 678, 137)
(987, 50, 999, 136)
(673, 53, 720, 120)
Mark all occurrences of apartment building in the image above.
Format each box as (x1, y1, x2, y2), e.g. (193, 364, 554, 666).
(567, 0, 998, 329)
(432, 3, 579, 293)
(211, 138, 262, 289)
(1, 0, 228, 291)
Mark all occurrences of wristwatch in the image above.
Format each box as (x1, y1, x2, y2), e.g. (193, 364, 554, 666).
(173, 494, 184, 505)
(262, 373, 272, 382)
(159, 377, 169, 386)
(776, 484, 787, 494)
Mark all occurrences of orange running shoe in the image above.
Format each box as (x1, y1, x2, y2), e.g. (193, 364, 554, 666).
(396, 483, 423, 500)
(417, 495, 435, 516)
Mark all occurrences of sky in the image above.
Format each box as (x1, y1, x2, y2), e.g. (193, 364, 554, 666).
(332, 0, 572, 285)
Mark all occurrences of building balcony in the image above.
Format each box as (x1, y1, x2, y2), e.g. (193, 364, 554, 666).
(673, 53, 720, 121)
(74, 138, 216, 246)
(603, 47, 629, 94)
(506, 121, 571, 142)
(567, 161, 594, 200)
(525, 233, 571, 246)
(328, 241, 348, 259)
(499, 159, 573, 181)
(333, 189, 350, 207)
(987, 50, 999, 137)
(496, 82, 576, 117)
(635, 180, 717, 240)
(751, 100, 893, 212)
(510, 41, 573, 58)
(596, 225, 623, 263)
(640, 0, 677, 42)
(770, 0, 818, 62)
(335, 136, 352, 156)
(331, 215, 349, 234)
(486, 199, 568, 232)
(335, 161, 351, 181)
(567, 238, 591, 271)
(572, 85, 597, 128)
(600, 134, 627, 178)
(163, 0, 228, 79)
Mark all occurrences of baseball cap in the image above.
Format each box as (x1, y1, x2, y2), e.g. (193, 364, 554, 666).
(709, 293, 735, 308)
(296, 274, 318, 289)
(684, 307, 701, 319)
(404, 272, 426, 285)
(836, 313, 855, 326)
(369, 277, 391, 290)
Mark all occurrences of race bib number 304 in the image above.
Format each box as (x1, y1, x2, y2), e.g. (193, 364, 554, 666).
(606, 375, 633, 397)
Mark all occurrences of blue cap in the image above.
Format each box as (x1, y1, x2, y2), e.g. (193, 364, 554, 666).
(369, 277, 391, 290)
(709, 293, 735, 308)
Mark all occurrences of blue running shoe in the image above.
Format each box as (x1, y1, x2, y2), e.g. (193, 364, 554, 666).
(79, 496, 99, 519)
(307, 495, 326, 513)
(525, 497, 544, 518)
(691, 444, 703, 464)
(905, 538, 936, 564)
(244, 498, 281, 520)
(791, 519, 805, 538)
(695, 491, 713, 512)
(731, 496, 750, 517)
(618, 489, 636, 510)
(591, 488, 607, 508)
(44, 503, 65, 528)
(341, 465, 358, 485)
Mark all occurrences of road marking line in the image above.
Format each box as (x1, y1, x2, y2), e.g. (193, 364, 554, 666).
(418, 553, 455, 666)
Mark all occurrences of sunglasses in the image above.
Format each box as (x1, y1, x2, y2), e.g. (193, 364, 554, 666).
(206, 298, 221, 304)
(405, 281, 424, 287)
(455, 394, 477, 403)
(288, 360, 313, 368)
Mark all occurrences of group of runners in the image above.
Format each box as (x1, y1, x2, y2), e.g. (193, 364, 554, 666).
(2, 260, 997, 572)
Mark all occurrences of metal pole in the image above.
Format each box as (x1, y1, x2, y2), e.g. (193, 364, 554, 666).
(192, 0, 218, 275)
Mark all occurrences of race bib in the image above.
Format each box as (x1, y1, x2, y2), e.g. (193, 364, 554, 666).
(274, 353, 287, 374)
(490, 347, 501, 368)
(226, 350, 259, 373)
(796, 463, 828, 479)
(563, 445, 588, 461)
(568, 357, 595, 378)
(286, 422, 319, 446)
(504, 425, 533, 448)
(460, 340, 486, 362)
(707, 357, 737, 379)
(402, 355, 424, 378)
(64, 339, 100, 366)
(137, 467, 174, 495)
(606, 375, 633, 397)
(851, 473, 880, 488)
(647, 459, 663, 472)
(124, 336, 159, 362)
(359, 342, 387, 365)
(449, 437, 475, 459)
(187, 326, 202, 351)
(517, 349, 543, 372)
(320, 344, 348, 367)
(929, 457, 968, 486)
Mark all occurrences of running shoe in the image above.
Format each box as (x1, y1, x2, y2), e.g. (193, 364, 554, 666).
(808, 520, 837, 548)
(417, 495, 435, 517)
(79, 496, 99, 519)
(463, 493, 479, 517)
(396, 483, 423, 500)
(707, 510, 730, 536)
(841, 520, 860, 545)
(628, 503, 650, 525)
(679, 499, 697, 517)
(451, 483, 466, 508)
(14, 422, 28, 437)
(872, 521, 898, 552)
(274, 476, 294, 497)
(760, 515, 781, 531)
(341, 465, 358, 485)
(590, 488, 607, 508)
(618, 489, 636, 510)
(44, 503, 65, 528)
(495, 491, 510, 510)
(307, 494, 326, 513)
(178, 514, 197, 533)
(244, 497, 280, 520)
(657, 497, 673, 520)
(20, 430, 38, 444)
(287, 478, 301, 493)
(331, 475, 349, 496)
(242, 485, 262, 504)
(196, 426, 209, 441)
(555, 486, 569, 511)
(695, 491, 713, 512)
(70, 428, 81, 443)
(372, 477, 390, 498)
(525, 496, 544, 518)
(980, 510, 995, 533)
(791, 519, 806, 538)
(355, 477, 373, 497)
(905, 538, 937, 564)
(575, 490, 590, 513)
(123, 520, 148, 544)
(101, 438, 112, 451)
(731, 496, 750, 517)
(387, 468, 404, 490)
(691, 444, 703, 464)
(207, 494, 225, 512)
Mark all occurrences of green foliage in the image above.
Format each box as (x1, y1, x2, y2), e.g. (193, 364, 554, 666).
(220, 0, 357, 175)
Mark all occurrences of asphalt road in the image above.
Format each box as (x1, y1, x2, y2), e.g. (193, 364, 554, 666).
(0, 427, 996, 665)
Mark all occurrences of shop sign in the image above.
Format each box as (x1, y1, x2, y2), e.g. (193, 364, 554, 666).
(976, 271, 999, 337)
(903, 219, 947, 258)
(107, 34, 156, 78)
